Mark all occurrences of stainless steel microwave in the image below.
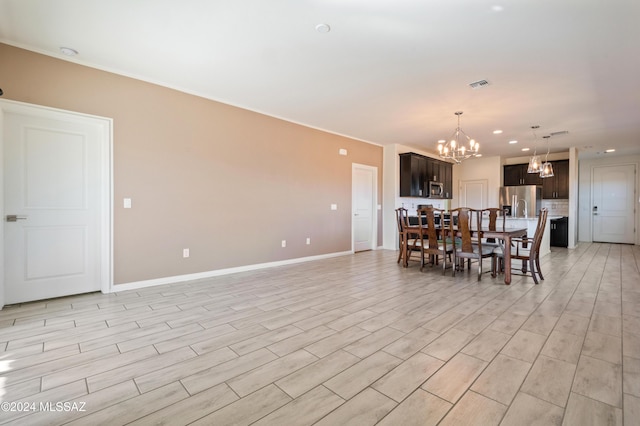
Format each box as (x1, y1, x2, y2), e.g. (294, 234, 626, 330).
(428, 181, 444, 198)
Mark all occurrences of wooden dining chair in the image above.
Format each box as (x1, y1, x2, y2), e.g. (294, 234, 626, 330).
(493, 208, 548, 284)
(482, 207, 507, 246)
(417, 206, 453, 274)
(395, 207, 421, 267)
(450, 207, 495, 281)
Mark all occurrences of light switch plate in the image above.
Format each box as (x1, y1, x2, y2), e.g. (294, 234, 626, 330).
(124, 198, 132, 208)
(331, 204, 337, 210)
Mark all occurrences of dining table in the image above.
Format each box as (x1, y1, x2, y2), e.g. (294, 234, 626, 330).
(477, 227, 528, 285)
(404, 224, 527, 285)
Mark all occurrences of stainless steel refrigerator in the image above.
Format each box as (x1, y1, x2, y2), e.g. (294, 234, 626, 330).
(499, 185, 542, 218)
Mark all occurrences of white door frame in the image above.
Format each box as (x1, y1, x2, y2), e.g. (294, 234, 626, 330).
(0, 99, 113, 308)
(352, 163, 378, 252)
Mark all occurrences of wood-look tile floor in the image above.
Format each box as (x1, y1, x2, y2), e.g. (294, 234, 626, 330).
(1, 242, 638, 425)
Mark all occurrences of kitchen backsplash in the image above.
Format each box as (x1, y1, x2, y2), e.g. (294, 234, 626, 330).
(396, 197, 569, 216)
(542, 199, 569, 216)
(397, 197, 568, 217)
(397, 197, 447, 216)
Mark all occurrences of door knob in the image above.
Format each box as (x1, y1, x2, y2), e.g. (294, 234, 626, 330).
(6, 215, 27, 222)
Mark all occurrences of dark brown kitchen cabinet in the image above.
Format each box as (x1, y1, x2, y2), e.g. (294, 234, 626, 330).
(399, 153, 453, 199)
(442, 163, 452, 198)
(425, 157, 453, 199)
(399, 153, 427, 197)
(542, 160, 569, 199)
(550, 217, 569, 247)
(503, 164, 542, 186)
(503, 164, 522, 186)
(426, 159, 440, 183)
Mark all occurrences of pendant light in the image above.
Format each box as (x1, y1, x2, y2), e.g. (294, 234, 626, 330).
(437, 111, 479, 164)
(539, 135, 554, 178)
(527, 125, 542, 173)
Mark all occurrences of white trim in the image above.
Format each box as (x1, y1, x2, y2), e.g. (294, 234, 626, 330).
(111, 250, 353, 293)
(352, 163, 378, 252)
(0, 99, 113, 308)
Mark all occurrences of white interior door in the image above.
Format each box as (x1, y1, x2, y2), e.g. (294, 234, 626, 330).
(459, 179, 487, 209)
(352, 164, 377, 252)
(592, 164, 636, 244)
(2, 101, 111, 305)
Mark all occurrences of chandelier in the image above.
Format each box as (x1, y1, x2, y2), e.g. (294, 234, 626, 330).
(527, 125, 543, 174)
(539, 135, 554, 177)
(437, 111, 479, 163)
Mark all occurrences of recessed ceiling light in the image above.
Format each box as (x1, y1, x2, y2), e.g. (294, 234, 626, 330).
(475, 154, 482, 157)
(605, 149, 616, 153)
(521, 148, 530, 152)
(315, 23, 331, 33)
(492, 5, 504, 12)
(493, 130, 503, 134)
(437, 139, 446, 144)
(59, 47, 78, 56)
(509, 140, 518, 144)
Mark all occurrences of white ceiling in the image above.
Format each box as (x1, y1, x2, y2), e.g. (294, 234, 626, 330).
(1, 0, 639, 159)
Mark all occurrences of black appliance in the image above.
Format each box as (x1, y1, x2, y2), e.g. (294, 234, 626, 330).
(550, 217, 569, 247)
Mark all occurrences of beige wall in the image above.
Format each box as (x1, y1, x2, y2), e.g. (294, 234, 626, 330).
(0, 43, 383, 284)
(453, 156, 503, 209)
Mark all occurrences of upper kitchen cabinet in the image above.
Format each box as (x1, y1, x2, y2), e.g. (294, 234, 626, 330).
(399, 153, 453, 199)
(440, 161, 452, 199)
(399, 152, 427, 197)
(426, 159, 441, 183)
(426, 158, 453, 198)
(503, 163, 543, 186)
(541, 160, 569, 199)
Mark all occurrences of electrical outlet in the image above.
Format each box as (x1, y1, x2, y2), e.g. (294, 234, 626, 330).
(123, 198, 132, 208)
(330, 204, 337, 210)
(306, 237, 311, 245)
(281, 240, 286, 248)
(183, 248, 189, 258)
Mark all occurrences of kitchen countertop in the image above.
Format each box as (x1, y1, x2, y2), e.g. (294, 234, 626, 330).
(501, 216, 563, 221)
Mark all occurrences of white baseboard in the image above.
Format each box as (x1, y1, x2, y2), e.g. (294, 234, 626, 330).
(109, 250, 354, 293)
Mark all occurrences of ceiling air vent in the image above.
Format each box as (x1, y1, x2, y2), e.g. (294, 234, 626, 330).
(469, 79, 490, 89)
(550, 130, 569, 137)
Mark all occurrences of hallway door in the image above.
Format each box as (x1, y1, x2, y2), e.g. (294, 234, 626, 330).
(592, 164, 635, 244)
(2, 100, 111, 304)
(352, 164, 377, 252)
